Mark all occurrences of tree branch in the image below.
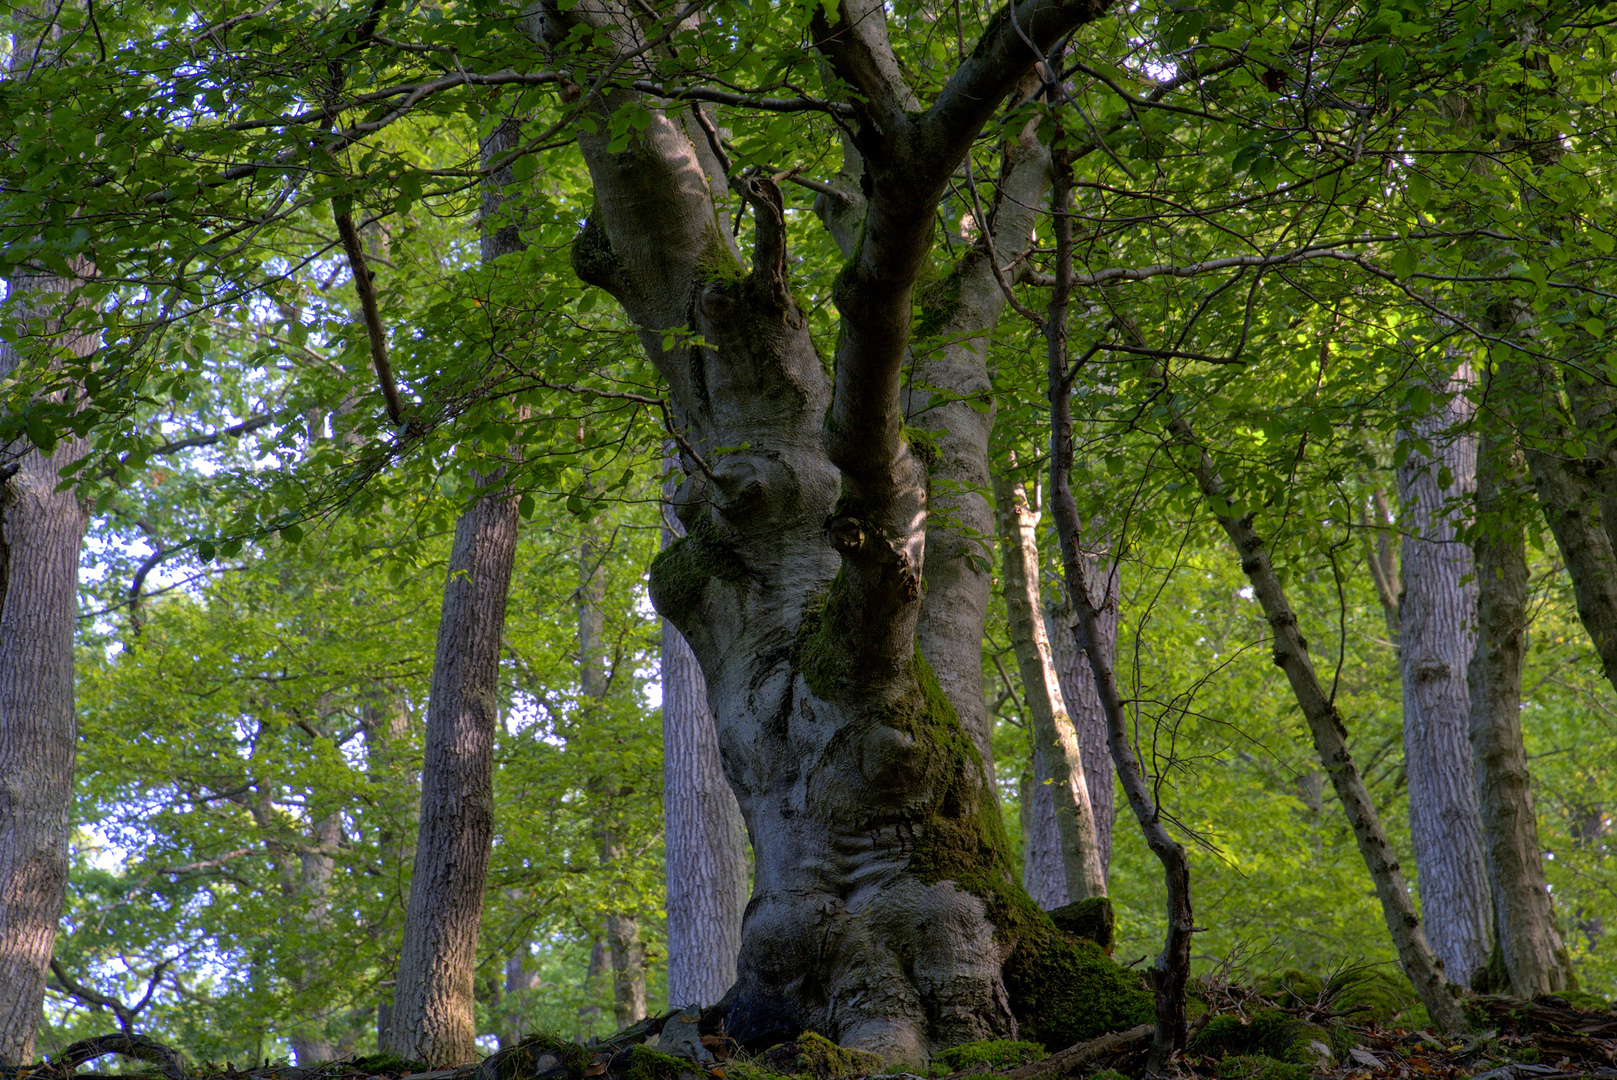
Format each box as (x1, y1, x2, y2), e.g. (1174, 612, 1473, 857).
(334, 204, 407, 425)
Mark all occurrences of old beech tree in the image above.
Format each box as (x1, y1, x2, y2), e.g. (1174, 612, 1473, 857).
(549, 0, 1127, 1061)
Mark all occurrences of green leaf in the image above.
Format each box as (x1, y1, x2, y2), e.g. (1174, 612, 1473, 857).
(280, 522, 304, 544)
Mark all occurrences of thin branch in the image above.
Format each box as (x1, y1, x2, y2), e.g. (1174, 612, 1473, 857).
(334, 206, 407, 425)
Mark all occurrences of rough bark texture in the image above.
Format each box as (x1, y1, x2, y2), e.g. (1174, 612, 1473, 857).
(1158, 373, 1467, 1034)
(540, 0, 1116, 1057)
(662, 476, 749, 1009)
(1469, 421, 1575, 996)
(387, 119, 527, 1064)
(1396, 366, 1492, 987)
(994, 473, 1106, 902)
(0, 258, 93, 1063)
(1045, 580, 1118, 878)
(386, 475, 521, 1064)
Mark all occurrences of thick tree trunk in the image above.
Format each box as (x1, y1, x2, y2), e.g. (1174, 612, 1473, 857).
(0, 259, 93, 1062)
(541, 0, 1118, 1057)
(994, 474, 1106, 902)
(1469, 415, 1575, 996)
(661, 480, 748, 1009)
(0, 390, 87, 1065)
(1156, 371, 1467, 1034)
(1396, 365, 1492, 987)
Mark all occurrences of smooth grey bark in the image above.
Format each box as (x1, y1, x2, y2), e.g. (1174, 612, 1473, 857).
(993, 473, 1105, 902)
(1469, 403, 1575, 996)
(1157, 372, 1467, 1034)
(543, 0, 1115, 1057)
(1396, 364, 1492, 987)
(661, 470, 748, 1010)
(386, 118, 526, 1066)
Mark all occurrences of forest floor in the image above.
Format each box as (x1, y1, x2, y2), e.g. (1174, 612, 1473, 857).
(14, 986, 1617, 1080)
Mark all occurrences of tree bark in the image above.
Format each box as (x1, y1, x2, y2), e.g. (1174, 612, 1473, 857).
(1045, 576, 1118, 879)
(994, 473, 1106, 902)
(662, 468, 748, 1010)
(0, 11, 95, 1062)
(387, 117, 527, 1065)
(0, 288, 90, 1065)
(1469, 412, 1575, 996)
(1396, 363, 1492, 987)
(538, 0, 1118, 1057)
(1154, 370, 1468, 1035)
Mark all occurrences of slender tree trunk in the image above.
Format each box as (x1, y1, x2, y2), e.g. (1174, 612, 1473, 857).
(1045, 575, 1118, 877)
(577, 515, 648, 1030)
(994, 473, 1105, 901)
(386, 115, 527, 1065)
(1045, 159, 1190, 1071)
(1469, 406, 1575, 996)
(385, 473, 520, 1063)
(1153, 368, 1467, 1034)
(289, 812, 345, 1064)
(1397, 363, 1492, 987)
(661, 465, 748, 1009)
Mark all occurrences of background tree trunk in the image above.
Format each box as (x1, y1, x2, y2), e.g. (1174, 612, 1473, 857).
(661, 468, 748, 1009)
(1397, 364, 1492, 987)
(1045, 576, 1118, 880)
(994, 473, 1106, 902)
(1469, 414, 1575, 996)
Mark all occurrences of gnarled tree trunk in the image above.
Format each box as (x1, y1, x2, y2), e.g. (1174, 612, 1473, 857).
(539, 0, 1120, 1059)
(1397, 364, 1492, 987)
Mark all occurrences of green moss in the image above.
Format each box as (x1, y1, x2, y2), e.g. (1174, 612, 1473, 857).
(1048, 897, 1115, 951)
(695, 221, 747, 285)
(1326, 1021, 1357, 1060)
(1003, 936, 1154, 1050)
(912, 263, 966, 341)
(1256, 968, 1324, 1006)
(1325, 967, 1418, 1022)
(1561, 990, 1611, 1013)
(624, 1046, 699, 1080)
(931, 1041, 1045, 1072)
(1191, 1011, 1309, 1063)
(648, 513, 749, 625)
(755, 1033, 883, 1080)
(1212, 1055, 1310, 1080)
(902, 425, 940, 471)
